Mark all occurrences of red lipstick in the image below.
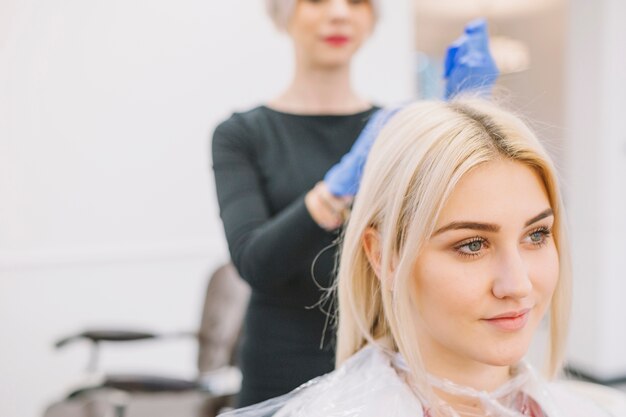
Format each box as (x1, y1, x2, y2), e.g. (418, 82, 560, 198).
(323, 35, 349, 47)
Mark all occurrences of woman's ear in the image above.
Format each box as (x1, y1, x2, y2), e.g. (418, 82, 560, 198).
(362, 227, 383, 279)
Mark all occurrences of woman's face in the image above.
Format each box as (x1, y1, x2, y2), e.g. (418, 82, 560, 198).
(412, 159, 559, 375)
(287, 0, 374, 69)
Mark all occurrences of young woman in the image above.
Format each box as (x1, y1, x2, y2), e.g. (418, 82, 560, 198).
(212, 0, 497, 407)
(221, 99, 624, 416)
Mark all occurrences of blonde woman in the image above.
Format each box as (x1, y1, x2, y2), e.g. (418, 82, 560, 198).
(220, 99, 625, 416)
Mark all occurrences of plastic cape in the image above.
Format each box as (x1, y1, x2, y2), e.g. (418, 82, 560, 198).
(220, 345, 423, 417)
(219, 345, 617, 417)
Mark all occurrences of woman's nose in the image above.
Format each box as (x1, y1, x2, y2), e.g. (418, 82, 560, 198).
(492, 248, 533, 300)
(327, 0, 351, 21)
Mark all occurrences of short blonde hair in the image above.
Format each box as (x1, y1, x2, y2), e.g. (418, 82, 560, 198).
(265, 0, 381, 32)
(335, 99, 571, 412)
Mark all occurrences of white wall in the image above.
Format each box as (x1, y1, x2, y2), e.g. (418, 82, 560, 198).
(0, 1, 415, 416)
(565, 0, 626, 380)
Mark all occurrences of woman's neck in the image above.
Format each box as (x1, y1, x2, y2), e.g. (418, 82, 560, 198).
(268, 63, 370, 115)
(418, 345, 514, 416)
(428, 363, 515, 416)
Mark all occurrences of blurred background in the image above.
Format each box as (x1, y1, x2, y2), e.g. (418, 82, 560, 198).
(1, 0, 624, 416)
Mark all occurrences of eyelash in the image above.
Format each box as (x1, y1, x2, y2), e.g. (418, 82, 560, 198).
(453, 226, 552, 259)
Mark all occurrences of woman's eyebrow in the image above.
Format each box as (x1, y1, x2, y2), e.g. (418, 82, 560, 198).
(433, 221, 499, 236)
(524, 208, 553, 226)
(433, 208, 554, 237)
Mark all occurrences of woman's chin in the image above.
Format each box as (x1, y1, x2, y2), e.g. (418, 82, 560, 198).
(480, 345, 530, 367)
(310, 48, 360, 69)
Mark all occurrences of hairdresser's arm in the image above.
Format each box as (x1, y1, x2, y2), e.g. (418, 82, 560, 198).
(212, 119, 343, 290)
(324, 107, 401, 197)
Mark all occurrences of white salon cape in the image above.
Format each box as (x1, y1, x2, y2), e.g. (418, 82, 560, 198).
(220, 345, 625, 417)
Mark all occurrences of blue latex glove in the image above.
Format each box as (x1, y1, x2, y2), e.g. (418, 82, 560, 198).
(324, 107, 401, 196)
(444, 18, 499, 100)
(324, 20, 498, 198)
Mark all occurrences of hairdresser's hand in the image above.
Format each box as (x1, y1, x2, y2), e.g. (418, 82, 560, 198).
(444, 18, 499, 100)
(305, 182, 352, 231)
(324, 107, 401, 197)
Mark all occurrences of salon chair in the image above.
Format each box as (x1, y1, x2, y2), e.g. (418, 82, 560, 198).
(43, 263, 251, 417)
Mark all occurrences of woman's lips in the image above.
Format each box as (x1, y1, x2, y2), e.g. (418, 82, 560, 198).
(323, 35, 350, 46)
(482, 308, 531, 332)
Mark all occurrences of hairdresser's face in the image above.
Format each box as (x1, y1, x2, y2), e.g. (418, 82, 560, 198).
(287, 0, 374, 69)
(412, 160, 559, 375)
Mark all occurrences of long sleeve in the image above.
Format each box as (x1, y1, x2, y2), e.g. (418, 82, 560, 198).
(211, 115, 331, 291)
(211, 106, 377, 406)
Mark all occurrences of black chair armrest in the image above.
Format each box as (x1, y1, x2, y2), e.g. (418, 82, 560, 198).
(55, 329, 197, 349)
(55, 330, 159, 349)
(103, 375, 202, 393)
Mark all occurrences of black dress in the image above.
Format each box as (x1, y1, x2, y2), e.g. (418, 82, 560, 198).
(211, 105, 378, 406)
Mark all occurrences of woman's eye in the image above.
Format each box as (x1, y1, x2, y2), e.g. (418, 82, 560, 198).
(466, 241, 482, 252)
(526, 227, 551, 246)
(455, 238, 486, 257)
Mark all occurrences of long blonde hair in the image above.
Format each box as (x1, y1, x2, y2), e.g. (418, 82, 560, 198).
(335, 99, 571, 407)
